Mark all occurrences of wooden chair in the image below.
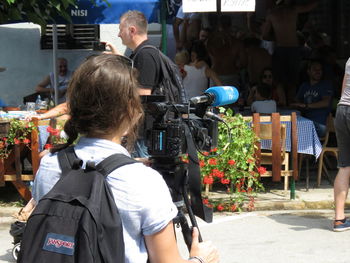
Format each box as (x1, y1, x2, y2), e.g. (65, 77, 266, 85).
(316, 113, 338, 187)
(245, 112, 298, 191)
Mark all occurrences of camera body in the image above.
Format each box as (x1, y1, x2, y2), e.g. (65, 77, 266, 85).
(93, 41, 106, 51)
(142, 95, 217, 158)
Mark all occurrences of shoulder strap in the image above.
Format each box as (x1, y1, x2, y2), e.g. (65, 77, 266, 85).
(57, 146, 83, 176)
(96, 154, 138, 177)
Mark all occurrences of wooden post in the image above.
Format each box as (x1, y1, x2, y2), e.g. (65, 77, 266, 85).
(31, 118, 40, 177)
(0, 158, 4, 187)
(253, 113, 261, 167)
(271, 113, 281, 181)
(291, 112, 298, 180)
(12, 180, 32, 201)
(14, 144, 21, 181)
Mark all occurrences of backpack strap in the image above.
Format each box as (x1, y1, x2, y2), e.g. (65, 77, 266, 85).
(134, 45, 177, 102)
(57, 146, 83, 175)
(96, 154, 138, 178)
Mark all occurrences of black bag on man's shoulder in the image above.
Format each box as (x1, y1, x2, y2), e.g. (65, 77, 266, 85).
(135, 45, 187, 104)
(18, 146, 137, 263)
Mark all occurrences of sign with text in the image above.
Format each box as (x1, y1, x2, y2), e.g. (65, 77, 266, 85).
(183, 0, 217, 12)
(221, 0, 256, 12)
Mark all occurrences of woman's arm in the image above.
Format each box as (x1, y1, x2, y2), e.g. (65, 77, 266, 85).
(145, 221, 219, 263)
(205, 67, 222, 87)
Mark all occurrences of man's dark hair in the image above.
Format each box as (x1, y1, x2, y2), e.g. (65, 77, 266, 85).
(307, 59, 322, 70)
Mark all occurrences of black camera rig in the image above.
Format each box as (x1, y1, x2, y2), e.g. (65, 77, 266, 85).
(141, 95, 217, 249)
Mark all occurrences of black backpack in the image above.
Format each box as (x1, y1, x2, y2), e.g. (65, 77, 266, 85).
(18, 146, 137, 263)
(134, 45, 187, 104)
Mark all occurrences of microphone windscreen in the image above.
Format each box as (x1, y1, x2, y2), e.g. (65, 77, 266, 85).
(205, 86, 239, 106)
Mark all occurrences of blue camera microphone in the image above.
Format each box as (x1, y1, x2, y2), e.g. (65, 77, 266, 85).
(189, 86, 239, 107)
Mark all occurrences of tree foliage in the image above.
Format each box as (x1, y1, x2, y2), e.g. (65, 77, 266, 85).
(0, 0, 108, 27)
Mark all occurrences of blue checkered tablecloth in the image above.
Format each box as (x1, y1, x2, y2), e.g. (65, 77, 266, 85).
(260, 116, 322, 159)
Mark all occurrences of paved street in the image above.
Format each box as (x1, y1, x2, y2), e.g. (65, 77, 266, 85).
(2, 209, 350, 263)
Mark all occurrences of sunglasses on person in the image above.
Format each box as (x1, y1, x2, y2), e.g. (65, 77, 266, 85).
(117, 55, 134, 69)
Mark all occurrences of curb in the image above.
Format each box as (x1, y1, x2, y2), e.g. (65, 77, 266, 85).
(254, 200, 334, 211)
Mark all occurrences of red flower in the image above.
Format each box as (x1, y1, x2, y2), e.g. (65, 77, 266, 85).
(199, 160, 205, 168)
(181, 156, 189, 163)
(210, 147, 218, 152)
(217, 204, 224, 212)
(2, 137, 7, 141)
(203, 151, 209, 156)
(220, 178, 230, 185)
(23, 138, 31, 144)
(230, 204, 237, 212)
(208, 158, 217, 166)
(257, 166, 267, 175)
(44, 143, 53, 149)
(14, 138, 20, 145)
(46, 126, 60, 136)
(211, 169, 224, 178)
(0, 141, 4, 149)
(227, 159, 235, 166)
(247, 187, 253, 194)
(203, 176, 214, 185)
(203, 199, 209, 205)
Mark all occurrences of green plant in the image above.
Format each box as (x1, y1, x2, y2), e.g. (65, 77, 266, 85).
(0, 119, 37, 159)
(199, 108, 265, 212)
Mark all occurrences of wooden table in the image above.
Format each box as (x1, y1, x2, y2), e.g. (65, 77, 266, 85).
(0, 118, 41, 201)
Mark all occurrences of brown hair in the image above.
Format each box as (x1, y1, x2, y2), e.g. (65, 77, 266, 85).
(120, 10, 148, 35)
(53, 54, 143, 152)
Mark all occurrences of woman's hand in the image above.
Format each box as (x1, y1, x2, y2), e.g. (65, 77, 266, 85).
(189, 227, 220, 263)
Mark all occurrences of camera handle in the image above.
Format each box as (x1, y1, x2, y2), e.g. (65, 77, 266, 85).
(173, 170, 203, 251)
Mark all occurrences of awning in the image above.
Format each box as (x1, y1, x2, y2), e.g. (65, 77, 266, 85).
(54, 0, 160, 24)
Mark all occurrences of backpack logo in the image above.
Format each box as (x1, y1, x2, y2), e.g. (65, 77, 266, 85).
(43, 233, 75, 255)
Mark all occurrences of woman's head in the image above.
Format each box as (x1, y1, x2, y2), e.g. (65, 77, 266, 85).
(189, 40, 208, 62)
(63, 54, 142, 150)
(260, 68, 274, 85)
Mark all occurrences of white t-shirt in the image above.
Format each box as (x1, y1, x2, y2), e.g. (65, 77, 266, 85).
(251, 100, 277, 114)
(183, 64, 208, 98)
(32, 137, 177, 263)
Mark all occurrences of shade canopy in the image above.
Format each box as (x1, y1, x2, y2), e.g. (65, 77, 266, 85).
(55, 0, 160, 24)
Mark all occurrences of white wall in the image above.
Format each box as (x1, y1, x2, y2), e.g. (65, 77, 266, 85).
(0, 23, 157, 107)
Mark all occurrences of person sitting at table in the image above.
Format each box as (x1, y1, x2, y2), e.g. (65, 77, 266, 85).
(251, 83, 277, 114)
(247, 67, 286, 107)
(292, 60, 333, 138)
(35, 58, 72, 104)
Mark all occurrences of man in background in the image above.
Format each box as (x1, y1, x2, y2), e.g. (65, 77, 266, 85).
(262, 0, 318, 104)
(35, 58, 72, 104)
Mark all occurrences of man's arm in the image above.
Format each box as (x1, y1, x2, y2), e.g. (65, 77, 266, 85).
(36, 102, 68, 120)
(173, 17, 184, 51)
(261, 15, 274, 41)
(307, 95, 332, 109)
(35, 75, 52, 93)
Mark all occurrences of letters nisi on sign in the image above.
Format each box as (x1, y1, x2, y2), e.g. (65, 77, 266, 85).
(71, 10, 88, 17)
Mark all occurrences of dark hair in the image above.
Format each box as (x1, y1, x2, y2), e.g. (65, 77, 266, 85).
(307, 59, 322, 70)
(257, 83, 272, 99)
(189, 40, 208, 62)
(53, 54, 143, 152)
(120, 10, 148, 35)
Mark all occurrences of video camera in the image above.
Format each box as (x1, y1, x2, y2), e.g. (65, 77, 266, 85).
(143, 86, 239, 158)
(141, 86, 239, 249)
